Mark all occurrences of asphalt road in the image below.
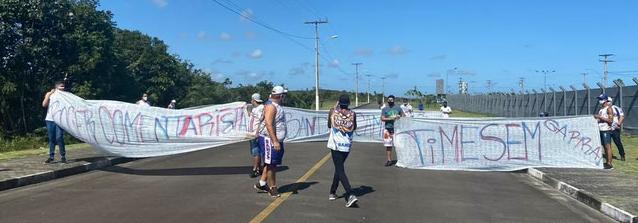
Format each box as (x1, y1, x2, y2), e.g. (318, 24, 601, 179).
(0, 140, 614, 223)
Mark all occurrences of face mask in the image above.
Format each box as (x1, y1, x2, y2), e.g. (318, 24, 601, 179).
(599, 100, 606, 104)
(388, 102, 395, 106)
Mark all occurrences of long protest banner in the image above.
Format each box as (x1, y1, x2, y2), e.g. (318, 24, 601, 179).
(48, 92, 384, 157)
(49, 92, 603, 171)
(393, 116, 604, 171)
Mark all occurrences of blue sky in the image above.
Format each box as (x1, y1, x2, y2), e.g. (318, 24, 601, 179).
(98, 0, 638, 96)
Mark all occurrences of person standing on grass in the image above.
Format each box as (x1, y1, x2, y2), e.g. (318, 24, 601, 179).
(594, 94, 614, 169)
(248, 93, 265, 178)
(42, 81, 67, 164)
(327, 95, 358, 207)
(381, 95, 404, 167)
(254, 86, 287, 198)
(608, 97, 626, 161)
(440, 101, 452, 118)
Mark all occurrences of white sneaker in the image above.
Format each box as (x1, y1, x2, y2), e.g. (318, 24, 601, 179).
(345, 195, 358, 207)
(329, 194, 337, 201)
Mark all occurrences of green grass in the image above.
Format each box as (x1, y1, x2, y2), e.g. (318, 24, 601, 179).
(0, 143, 89, 161)
(612, 134, 638, 176)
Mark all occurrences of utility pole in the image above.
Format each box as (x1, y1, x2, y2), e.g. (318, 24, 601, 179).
(381, 77, 387, 104)
(599, 54, 614, 92)
(486, 80, 493, 92)
(519, 77, 525, 93)
(305, 19, 328, 111)
(365, 74, 372, 103)
(535, 70, 556, 89)
(352, 62, 362, 107)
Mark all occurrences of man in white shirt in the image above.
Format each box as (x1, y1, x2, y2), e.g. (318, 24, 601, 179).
(608, 97, 626, 161)
(400, 98, 414, 117)
(249, 93, 264, 177)
(440, 101, 452, 118)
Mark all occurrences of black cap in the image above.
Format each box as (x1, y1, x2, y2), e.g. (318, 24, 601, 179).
(338, 94, 350, 106)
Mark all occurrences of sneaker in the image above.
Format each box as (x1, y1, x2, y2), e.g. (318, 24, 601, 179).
(329, 194, 337, 201)
(384, 161, 392, 167)
(253, 183, 269, 193)
(44, 157, 54, 163)
(603, 163, 614, 170)
(60, 157, 67, 163)
(345, 195, 358, 207)
(269, 186, 280, 198)
(250, 169, 259, 178)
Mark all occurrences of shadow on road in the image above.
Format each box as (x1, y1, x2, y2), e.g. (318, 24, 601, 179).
(351, 185, 375, 197)
(103, 165, 289, 176)
(278, 181, 318, 194)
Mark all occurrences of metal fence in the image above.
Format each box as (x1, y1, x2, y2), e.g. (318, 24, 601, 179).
(447, 83, 638, 134)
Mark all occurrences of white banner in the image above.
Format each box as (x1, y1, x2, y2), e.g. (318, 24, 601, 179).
(393, 117, 604, 171)
(48, 92, 385, 157)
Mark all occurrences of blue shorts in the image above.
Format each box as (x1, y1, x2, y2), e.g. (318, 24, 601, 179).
(259, 136, 284, 166)
(600, 131, 612, 145)
(249, 138, 260, 157)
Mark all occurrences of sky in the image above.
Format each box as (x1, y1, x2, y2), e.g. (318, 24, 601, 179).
(98, 0, 638, 96)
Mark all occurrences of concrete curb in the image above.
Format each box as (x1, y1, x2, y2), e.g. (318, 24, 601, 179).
(0, 157, 136, 192)
(527, 168, 637, 223)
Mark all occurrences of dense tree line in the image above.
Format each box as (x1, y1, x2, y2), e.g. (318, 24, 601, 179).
(0, 0, 382, 138)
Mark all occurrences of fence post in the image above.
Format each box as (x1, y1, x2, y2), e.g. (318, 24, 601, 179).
(583, 84, 591, 115)
(549, 87, 556, 116)
(570, 85, 578, 116)
(613, 80, 624, 131)
(559, 86, 567, 116)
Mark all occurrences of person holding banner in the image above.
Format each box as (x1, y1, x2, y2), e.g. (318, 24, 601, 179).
(608, 97, 626, 162)
(440, 101, 452, 118)
(254, 86, 287, 198)
(400, 98, 414, 117)
(327, 95, 359, 207)
(248, 93, 264, 178)
(381, 95, 404, 167)
(42, 81, 67, 163)
(594, 94, 615, 169)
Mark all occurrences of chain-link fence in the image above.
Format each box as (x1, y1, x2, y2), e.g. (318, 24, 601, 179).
(447, 83, 638, 134)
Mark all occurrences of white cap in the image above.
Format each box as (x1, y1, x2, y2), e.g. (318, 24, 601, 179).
(251, 93, 263, 102)
(171, 99, 176, 103)
(607, 97, 613, 102)
(271, 86, 288, 95)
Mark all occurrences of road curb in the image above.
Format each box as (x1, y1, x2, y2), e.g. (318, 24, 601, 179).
(0, 156, 136, 192)
(527, 168, 637, 223)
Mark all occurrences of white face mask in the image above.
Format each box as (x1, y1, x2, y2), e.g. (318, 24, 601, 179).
(599, 100, 606, 105)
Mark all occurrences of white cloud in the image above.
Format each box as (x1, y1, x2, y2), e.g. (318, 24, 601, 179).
(240, 9, 254, 22)
(426, 72, 441, 78)
(289, 67, 305, 76)
(387, 45, 410, 55)
(219, 32, 232, 41)
(151, 0, 168, 8)
(354, 48, 374, 57)
(245, 31, 256, 40)
(211, 58, 233, 65)
(429, 54, 447, 61)
(197, 31, 210, 40)
(236, 70, 273, 80)
(249, 49, 263, 59)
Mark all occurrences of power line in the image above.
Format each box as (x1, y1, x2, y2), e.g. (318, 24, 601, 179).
(211, 0, 313, 40)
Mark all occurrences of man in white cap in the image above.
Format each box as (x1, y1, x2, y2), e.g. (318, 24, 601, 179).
(248, 93, 264, 178)
(254, 86, 287, 197)
(594, 93, 614, 169)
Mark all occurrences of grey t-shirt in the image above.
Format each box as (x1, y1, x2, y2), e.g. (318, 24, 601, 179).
(381, 105, 403, 130)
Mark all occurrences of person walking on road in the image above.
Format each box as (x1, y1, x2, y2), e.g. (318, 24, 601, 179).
(608, 97, 626, 161)
(440, 101, 452, 118)
(327, 95, 359, 207)
(42, 81, 67, 163)
(381, 95, 404, 167)
(248, 93, 265, 178)
(594, 94, 614, 169)
(254, 86, 288, 198)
